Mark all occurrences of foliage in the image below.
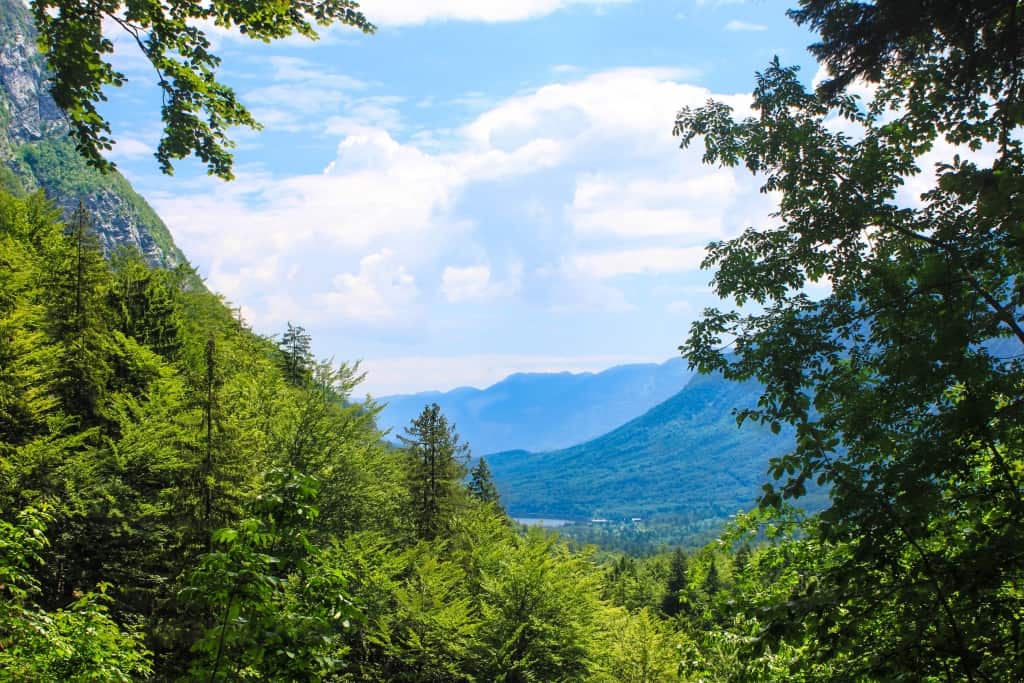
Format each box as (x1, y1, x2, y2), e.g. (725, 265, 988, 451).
(467, 456, 502, 507)
(674, 2, 1024, 673)
(1, 186, 658, 681)
(660, 548, 689, 617)
(399, 403, 470, 540)
(488, 371, 812, 524)
(599, 607, 685, 683)
(0, 509, 153, 681)
(473, 528, 608, 682)
(279, 322, 314, 387)
(184, 468, 360, 681)
(30, 0, 375, 179)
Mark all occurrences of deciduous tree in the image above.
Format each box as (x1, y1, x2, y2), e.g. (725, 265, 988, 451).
(675, 1, 1024, 678)
(29, 0, 375, 179)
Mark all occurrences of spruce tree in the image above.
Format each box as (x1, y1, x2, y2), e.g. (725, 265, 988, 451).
(467, 457, 501, 507)
(732, 543, 751, 576)
(702, 559, 720, 598)
(398, 403, 469, 540)
(109, 248, 182, 359)
(278, 322, 313, 387)
(660, 547, 689, 617)
(46, 203, 113, 425)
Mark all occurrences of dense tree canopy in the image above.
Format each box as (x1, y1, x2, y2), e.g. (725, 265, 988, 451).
(30, 0, 375, 179)
(3, 190, 682, 679)
(7, 1, 1024, 680)
(675, 0, 1024, 679)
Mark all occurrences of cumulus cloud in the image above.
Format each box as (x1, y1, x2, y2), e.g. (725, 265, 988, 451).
(572, 247, 707, 278)
(441, 262, 523, 302)
(568, 172, 738, 238)
(319, 249, 418, 321)
(154, 66, 762, 351)
(108, 137, 154, 160)
(360, 0, 630, 26)
(442, 265, 492, 302)
(724, 20, 766, 31)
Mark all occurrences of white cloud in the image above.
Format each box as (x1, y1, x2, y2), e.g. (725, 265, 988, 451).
(360, 0, 630, 26)
(442, 265, 492, 302)
(319, 249, 418, 321)
(572, 247, 707, 278)
(569, 171, 739, 238)
(265, 56, 367, 91)
(108, 137, 153, 160)
(724, 20, 766, 32)
(441, 262, 522, 302)
(241, 57, 383, 132)
(153, 66, 758, 345)
(323, 97, 406, 135)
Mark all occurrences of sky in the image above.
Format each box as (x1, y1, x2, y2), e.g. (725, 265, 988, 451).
(97, 0, 823, 396)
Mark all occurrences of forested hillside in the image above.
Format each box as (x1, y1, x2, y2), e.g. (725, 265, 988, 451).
(0, 187, 813, 681)
(2, 0, 1023, 681)
(0, 189, 674, 680)
(0, 0, 186, 267)
(488, 371, 801, 521)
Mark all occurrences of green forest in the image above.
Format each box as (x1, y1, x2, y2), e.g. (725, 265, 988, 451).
(0, 189, 799, 680)
(3, 0, 1024, 681)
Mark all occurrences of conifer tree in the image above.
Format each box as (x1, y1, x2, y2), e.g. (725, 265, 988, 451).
(46, 203, 113, 424)
(181, 332, 245, 553)
(702, 559, 720, 598)
(467, 457, 501, 507)
(0, 196, 58, 446)
(398, 403, 469, 540)
(732, 543, 751, 576)
(660, 548, 689, 617)
(108, 248, 182, 359)
(278, 322, 313, 387)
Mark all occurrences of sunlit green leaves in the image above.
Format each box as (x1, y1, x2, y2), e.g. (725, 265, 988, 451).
(31, 0, 375, 179)
(674, 1, 1024, 678)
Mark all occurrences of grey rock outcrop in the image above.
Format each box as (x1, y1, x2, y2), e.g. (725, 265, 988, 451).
(0, 0, 187, 269)
(0, 1, 65, 147)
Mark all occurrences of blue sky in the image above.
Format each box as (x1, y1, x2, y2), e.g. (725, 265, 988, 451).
(99, 0, 822, 395)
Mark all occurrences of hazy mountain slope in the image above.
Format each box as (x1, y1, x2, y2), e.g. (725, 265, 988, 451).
(0, 0, 186, 268)
(378, 358, 693, 454)
(486, 371, 811, 522)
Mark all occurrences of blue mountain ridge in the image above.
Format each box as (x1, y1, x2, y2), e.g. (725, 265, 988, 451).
(487, 334, 1023, 524)
(377, 358, 693, 454)
(485, 370, 806, 523)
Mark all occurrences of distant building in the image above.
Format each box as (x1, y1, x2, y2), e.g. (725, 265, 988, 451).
(631, 517, 643, 523)
(589, 518, 609, 524)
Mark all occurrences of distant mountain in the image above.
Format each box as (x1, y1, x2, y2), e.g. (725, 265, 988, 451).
(377, 358, 693, 454)
(486, 371, 820, 524)
(0, 0, 187, 268)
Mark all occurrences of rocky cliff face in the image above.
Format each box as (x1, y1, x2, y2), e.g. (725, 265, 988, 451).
(0, 0, 187, 268)
(0, 1, 65, 147)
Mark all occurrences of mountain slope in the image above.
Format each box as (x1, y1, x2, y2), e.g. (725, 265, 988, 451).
(0, 0, 186, 267)
(486, 371, 816, 522)
(377, 358, 693, 454)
